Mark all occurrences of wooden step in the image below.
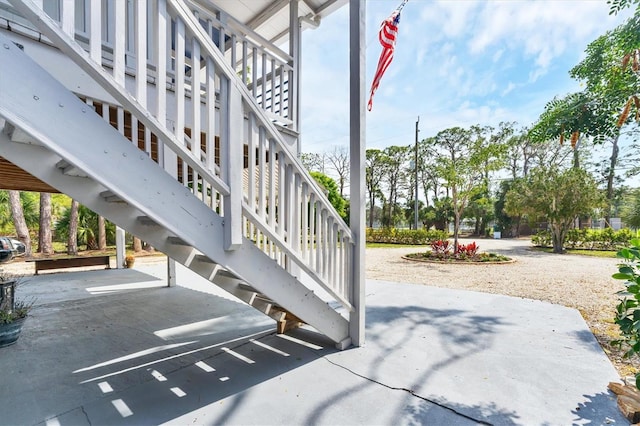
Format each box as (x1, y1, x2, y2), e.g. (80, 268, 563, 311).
(56, 160, 87, 177)
(100, 190, 126, 203)
(137, 215, 159, 227)
(4, 122, 38, 145)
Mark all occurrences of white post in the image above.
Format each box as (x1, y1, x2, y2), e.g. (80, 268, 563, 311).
(349, 0, 366, 347)
(167, 258, 176, 287)
(115, 226, 126, 269)
(289, 0, 300, 140)
(222, 79, 243, 251)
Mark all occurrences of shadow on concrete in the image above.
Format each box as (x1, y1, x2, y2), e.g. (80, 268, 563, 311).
(303, 304, 512, 425)
(572, 392, 622, 425)
(571, 329, 610, 354)
(2, 268, 623, 425)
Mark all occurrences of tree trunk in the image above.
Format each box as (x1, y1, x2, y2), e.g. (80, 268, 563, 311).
(605, 134, 620, 226)
(38, 192, 53, 255)
(369, 194, 375, 228)
(8, 190, 32, 256)
(453, 212, 460, 252)
(551, 224, 566, 254)
(98, 215, 107, 250)
(133, 236, 142, 252)
(67, 199, 79, 255)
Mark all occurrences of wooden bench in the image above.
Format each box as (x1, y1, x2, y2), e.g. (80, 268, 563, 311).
(27, 256, 111, 274)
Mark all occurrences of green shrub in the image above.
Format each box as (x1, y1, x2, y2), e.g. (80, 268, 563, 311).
(533, 228, 636, 250)
(531, 230, 552, 247)
(366, 228, 448, 245)
(613, 238, 640, 389)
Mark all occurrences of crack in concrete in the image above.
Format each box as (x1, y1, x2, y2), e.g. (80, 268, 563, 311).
(322, 357, 493, 426)
(80, 405, 92, 426)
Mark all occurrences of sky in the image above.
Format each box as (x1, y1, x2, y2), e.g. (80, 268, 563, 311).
(298, 0, 634, 154)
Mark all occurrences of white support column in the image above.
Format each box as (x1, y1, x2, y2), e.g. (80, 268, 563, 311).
(115, 226, 126, 269)
(289, 0, 300, 140)
(222, 79, 243, 251)
(348, 0, 366, 347)
(167, 258, 176, 287)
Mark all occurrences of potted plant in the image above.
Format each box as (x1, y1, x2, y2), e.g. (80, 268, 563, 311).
(124, 255, 135, 268)
(0, 274, 31, 348)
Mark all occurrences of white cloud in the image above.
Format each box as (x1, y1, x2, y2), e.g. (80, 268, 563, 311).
(298, 0, 633, 155)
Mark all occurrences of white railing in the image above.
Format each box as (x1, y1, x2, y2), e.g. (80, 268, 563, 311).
(6, 0, 353, 311)
(187, 1, 296, 129)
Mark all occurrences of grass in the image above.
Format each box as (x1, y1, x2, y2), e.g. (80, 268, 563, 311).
(531, 246, 618, 258)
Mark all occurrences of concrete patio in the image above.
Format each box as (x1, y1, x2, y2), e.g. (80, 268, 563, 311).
(0, 259, 627, 425)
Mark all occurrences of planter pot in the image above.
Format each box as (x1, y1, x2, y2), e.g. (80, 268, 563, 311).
(0, 316, 26, 348)
(125, 260, 135, 268)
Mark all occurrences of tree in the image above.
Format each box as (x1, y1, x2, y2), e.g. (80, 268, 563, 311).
(621, 188, 640, 228)
(8, 191, 32, 256)
(98, 215, 107, 250)
(56, 205, 115, 250)
(326, 146, 350, 198)
(67, 199, 79, 255)
(310, 171, 347, 222)
(505, 167, 603, 253)
(300, 152, 325, 174)
(38, 192, 53, 255)
(427, 126, 506, 249)
(365, 149, 386, 228)
(380, 145, 409, 228)
(569, 14, 640, 222)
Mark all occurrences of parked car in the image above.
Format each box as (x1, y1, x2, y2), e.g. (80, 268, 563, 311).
(9, 239, 25, 257)
(0, 237, 15, 264)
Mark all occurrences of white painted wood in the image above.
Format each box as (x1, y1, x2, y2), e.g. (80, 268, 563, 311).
(247, 113, 256, 212)
(251, 47, 258, 98)
(60, 0, 74, 36)
(288, 0, 299, 132)
(277, 149, 285, 239)
(88, 0, 101, 63)
(270, 58, 276, 112)
(113, 0, 126, 85)
(349, 0, 366, 346)
(278, 65, 284, 116)
(191, 36, 202, 198)
(115, 226, 125, 269)
(175, 17, 185, 146)
(241, 40, 248, 85)
(301, 183, 309, 259)
(257, 127, 266, 220)
(205, 56, 216, 172)
(268, 138, 276, 227)
(260, 51, 267, 110)
(135, 0, 148, 108)
(222, 81, 243, 250)
(0, 40, 350, 341)
(167, 0, 349, 240)
(167, 257, 176, 287)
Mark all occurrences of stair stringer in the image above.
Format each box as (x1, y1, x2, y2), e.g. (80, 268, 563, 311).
(0, 33, 350, 345)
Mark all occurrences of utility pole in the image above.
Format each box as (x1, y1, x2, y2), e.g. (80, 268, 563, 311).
(414, 116, 420, 230)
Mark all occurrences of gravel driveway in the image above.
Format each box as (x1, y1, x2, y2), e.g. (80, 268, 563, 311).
(2, 238, 630, 376)
(367, 237, 632, 377)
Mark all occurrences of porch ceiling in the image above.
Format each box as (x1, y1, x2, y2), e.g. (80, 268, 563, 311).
(197, 0, 348, 44)
(0, 157, 59, 193)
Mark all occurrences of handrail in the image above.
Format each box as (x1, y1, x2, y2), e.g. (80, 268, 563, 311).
(168, 0, 351, 239)
(7, 0, 354, 310)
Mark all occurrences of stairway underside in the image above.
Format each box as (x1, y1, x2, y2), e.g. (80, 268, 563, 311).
(0, 31, 350, 347)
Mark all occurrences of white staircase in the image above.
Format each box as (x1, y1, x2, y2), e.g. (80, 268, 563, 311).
(0, 0, 358, 347)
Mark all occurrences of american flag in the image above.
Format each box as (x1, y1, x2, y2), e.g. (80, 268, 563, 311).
(368, 6, 403, 111)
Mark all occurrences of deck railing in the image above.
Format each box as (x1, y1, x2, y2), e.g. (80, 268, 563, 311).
(6, 0, 353, 312)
